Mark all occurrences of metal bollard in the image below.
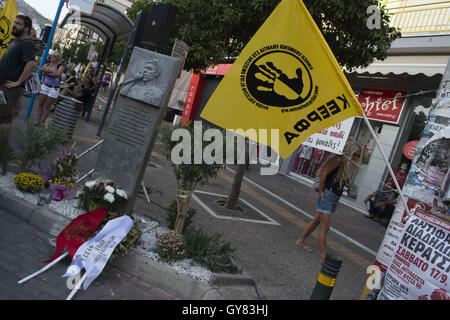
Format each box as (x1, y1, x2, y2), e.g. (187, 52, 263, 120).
(310, 254, 343, 300)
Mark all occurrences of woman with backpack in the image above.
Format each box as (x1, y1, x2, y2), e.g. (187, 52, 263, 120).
(296, 141, 363, 262)
(35, 50, 64, 126)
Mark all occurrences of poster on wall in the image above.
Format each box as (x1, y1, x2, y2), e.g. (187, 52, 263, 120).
(378, 209, 449, 300)
(374, 198, 432, 274)
(302, 117, 355, 154)
(403, 115, 450, 207)
(403, 140, 419, 161)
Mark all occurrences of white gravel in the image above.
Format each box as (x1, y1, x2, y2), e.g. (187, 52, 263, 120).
(0, 173, 212, 283)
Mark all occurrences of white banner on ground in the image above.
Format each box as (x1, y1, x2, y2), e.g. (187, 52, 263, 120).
(62, 215, 133, 290)
(302, 117, 355, 154)
(378, 210, 450, 300)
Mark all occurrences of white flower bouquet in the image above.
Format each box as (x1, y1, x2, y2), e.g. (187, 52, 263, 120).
(76, 179, 128, 211)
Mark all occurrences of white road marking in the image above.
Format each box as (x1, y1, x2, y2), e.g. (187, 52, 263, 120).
(226, 167, 377, 257)
(193, 190, 280, 226)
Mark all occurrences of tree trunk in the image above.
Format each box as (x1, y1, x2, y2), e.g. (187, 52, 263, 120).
(224, 164, 246, 210)
(174, 193, 192, 235)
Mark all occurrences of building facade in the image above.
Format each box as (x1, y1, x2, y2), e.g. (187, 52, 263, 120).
(279, 0, 450, 211)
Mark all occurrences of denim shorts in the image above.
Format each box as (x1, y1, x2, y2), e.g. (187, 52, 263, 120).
(40, 83, 60, 99)
(317, 189, 340, 214)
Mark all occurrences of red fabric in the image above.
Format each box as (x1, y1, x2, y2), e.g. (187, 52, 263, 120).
(45, 208, 109, 263)
(394, 170, 408, 189)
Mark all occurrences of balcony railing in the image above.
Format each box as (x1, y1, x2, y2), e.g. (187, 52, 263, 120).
(382, 0, 450, 35)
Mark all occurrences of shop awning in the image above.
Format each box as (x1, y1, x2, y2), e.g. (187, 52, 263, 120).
(59, 3, 133, 42)
(349, 55, 448, 77)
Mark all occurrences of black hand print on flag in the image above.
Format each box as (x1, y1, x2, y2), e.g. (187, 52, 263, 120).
(245, 57, 311, 108)
(254, 62, 304, 101)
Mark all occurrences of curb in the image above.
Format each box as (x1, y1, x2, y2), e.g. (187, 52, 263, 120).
(0, 188, 254, 299)
(209, 257, 255, 286)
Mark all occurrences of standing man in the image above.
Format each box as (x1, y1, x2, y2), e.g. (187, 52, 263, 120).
(0, 15, 36, 136)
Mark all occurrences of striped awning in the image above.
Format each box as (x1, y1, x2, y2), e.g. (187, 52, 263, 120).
(349, 55, 448, 77)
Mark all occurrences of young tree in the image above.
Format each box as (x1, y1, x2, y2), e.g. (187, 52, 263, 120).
(160, 123, 225, 234)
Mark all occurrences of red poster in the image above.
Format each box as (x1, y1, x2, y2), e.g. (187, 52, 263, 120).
(358, 88, 407, 124)
(403, 140, 419, 160)
(181, 73, 204, 125)
(203, 64, 232, 76)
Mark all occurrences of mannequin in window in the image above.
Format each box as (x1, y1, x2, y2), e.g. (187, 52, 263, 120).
(394, 162, 409, 189)
(296, 145, 313, 175)
(307, 148, 325, 177)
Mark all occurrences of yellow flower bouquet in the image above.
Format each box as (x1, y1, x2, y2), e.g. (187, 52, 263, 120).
(14, 173, 45, 194)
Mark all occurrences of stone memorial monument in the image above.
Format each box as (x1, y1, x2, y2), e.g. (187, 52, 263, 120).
(94, 47, 181, 214)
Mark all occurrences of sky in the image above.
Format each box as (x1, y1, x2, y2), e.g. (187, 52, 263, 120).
(24, 0, 70, 23)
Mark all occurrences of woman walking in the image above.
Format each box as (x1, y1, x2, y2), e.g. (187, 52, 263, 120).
(296, 141, 362, 262)
(35, 51, 64, 126)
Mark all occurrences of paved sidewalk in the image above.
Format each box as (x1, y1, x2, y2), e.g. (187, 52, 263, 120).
(0, 207, 179, 300)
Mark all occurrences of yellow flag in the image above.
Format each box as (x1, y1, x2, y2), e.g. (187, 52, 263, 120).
(0, 0, 18, 58)
(82, 62, 91, 79)
(200, 0, 364, 159)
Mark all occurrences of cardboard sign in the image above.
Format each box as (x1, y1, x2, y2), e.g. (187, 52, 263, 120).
(302, 117, 355, 154)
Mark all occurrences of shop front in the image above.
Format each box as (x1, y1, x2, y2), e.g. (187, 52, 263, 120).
(282, 87, 434, 210)
(179, 61, 444, 212)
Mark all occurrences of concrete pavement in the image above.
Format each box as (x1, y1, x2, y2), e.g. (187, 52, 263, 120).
(0, 206, 179, 300)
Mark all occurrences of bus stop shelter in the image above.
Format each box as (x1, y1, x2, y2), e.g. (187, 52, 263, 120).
(59, 3, 133, 121)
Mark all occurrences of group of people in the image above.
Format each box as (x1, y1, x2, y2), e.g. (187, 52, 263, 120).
(0, 14, 102, 132)
(35, 54, 99, 126)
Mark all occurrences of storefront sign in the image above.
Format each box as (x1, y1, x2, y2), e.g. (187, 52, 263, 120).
(378, 209, 449, 300)
(403, 140, 419, 160)
(181, 73, 204, 125)
(171, 39, 189, 76)
(203, 64, 232, 76)
(358, 88, 407, 124)
(303, 117, 355, 154)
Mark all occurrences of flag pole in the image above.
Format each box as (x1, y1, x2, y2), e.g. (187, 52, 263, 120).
(66, 272, 87, 300)
(17, 252, 69, 284)
(361, 113, 411, 219)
